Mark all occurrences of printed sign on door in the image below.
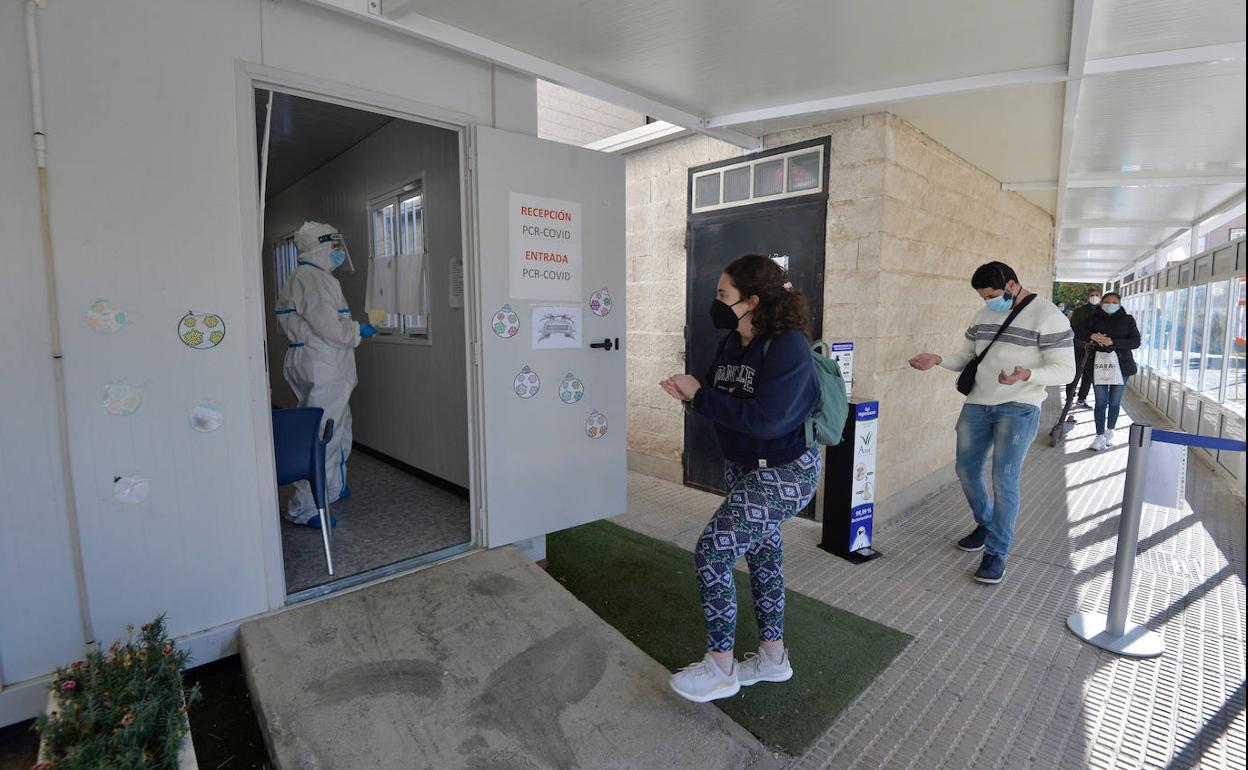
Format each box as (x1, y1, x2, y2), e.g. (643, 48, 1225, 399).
(832, 342, 854, 398)
(510, 193, 582, 301)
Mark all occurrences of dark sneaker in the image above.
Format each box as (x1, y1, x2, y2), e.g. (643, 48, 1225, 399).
(974, 554, 1006, 584)
(1076, 399, 1090, 410)
(957, 525, 989, 552)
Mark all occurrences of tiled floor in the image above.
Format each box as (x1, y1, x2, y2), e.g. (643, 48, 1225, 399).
(280, 450, 470, 593)
(615, 392, 1245, 769)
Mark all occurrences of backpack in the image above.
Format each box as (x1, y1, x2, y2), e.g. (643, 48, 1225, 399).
(763, 337, 850, 446)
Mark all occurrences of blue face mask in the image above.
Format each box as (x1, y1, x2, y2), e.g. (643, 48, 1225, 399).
(329, 248, 347, 269)
(984, 291, 1014, 313)
(1101, 303, 1120, 314)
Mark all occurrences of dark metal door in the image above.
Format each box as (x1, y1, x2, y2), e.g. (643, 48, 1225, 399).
(683, 141, 828, 495)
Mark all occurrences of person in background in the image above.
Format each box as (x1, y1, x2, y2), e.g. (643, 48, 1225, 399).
(1066, 287, 1102, 408)
(1085, 292, 1141, 452)
(659, 254, 821, 703)
(276, 221, 377, 528)
(908, 262, 1074, 584)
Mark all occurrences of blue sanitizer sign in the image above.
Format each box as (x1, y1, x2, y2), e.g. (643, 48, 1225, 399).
(849, 401, 878, 552)
(849, 505, 873, 551)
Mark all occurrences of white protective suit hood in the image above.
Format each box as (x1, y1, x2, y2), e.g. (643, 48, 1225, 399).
(295, 221, 354, 274)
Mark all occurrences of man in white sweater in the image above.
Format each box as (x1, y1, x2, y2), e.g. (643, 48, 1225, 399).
(909, 262, 1075, 584)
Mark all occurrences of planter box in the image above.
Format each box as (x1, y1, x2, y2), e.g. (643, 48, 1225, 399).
(38, 691, 199, 769)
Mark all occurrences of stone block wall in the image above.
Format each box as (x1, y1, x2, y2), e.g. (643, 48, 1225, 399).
(537, 81, 648, 146)
(623, 113, 1054, 516)
(869, 115, 1053, 505)
(625, 135, 741, 478)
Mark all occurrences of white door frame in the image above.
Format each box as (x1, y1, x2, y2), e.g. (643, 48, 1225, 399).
(232, 61, 486, 611)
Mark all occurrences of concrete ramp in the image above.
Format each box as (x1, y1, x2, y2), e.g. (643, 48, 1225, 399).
(240, 546, 778, 770)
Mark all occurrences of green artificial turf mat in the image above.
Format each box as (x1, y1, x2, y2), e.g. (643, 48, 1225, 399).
(546, 519, 911, 756)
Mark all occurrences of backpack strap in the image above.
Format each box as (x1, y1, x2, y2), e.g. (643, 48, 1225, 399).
(761, 334, 819, 447)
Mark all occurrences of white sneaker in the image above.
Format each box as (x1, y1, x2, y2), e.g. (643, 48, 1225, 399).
(669, 654, 740, 703)
(1090, 434, 1108, 452)
(1104, 428, 1115, 445)
(737, 648, 794, 686)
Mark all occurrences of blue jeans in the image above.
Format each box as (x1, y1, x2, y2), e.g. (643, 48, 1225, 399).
(1093, 381, 1126, 434)
(955, 403, 1041, 559)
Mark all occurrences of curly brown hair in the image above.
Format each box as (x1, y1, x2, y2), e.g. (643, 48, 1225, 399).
(723, 254, 811, 339)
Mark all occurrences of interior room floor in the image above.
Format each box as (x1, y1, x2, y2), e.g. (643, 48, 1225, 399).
(280, 449, 470, 594)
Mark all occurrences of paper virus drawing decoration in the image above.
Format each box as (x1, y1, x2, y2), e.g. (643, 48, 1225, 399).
(189, 402, 225, 433)
(513, 366, 541, 399)
(179, 311, 226, 349)
(586, 410, 608, 439)
(559, 373, 585, 404)
(86, 299, 129, 334)
(588, 287, 614, 318)
(102, 382, 142, 416)
(114, 475, 150, 505)
(492, 304, 520, 339)
(536, 310, 577, 343)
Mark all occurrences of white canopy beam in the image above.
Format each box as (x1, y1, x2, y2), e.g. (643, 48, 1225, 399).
(1058, 244, 1159, 251)
(704, 45, 1244, 131)
(304, 0, 762, 149)
(1084, 42, 1247, 76)
(1196, 189, 1248, 225)
(584, 121, 692, 153)
(1062, 218, 1192, 228)
(704, 65, 1067, 128)
(1004, 173, 1247, 191)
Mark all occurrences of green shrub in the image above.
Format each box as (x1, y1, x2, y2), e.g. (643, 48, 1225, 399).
(34, 615, 201, 769)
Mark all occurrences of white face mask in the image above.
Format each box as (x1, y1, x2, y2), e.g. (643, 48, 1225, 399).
(1088, 295, 1101, 305)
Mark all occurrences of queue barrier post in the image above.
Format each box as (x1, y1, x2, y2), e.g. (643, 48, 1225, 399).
(1066, 424, 1247, 658)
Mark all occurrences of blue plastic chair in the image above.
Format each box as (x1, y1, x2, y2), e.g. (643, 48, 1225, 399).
(272, 407, 335, 575)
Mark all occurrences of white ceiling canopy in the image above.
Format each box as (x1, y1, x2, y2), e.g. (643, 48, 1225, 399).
(305, 0, 1245, 280)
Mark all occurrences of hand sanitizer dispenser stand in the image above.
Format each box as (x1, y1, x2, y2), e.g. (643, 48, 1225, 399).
(819, 399, 882, 563)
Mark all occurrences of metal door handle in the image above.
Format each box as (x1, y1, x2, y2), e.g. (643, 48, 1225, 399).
(590, 338, 620, 351)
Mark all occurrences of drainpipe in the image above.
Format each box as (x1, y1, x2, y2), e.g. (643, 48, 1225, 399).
(25, 0, 95, 651)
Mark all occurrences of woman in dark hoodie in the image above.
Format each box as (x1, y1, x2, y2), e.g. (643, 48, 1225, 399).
(1086, 291, 1140, 452)
(659, 254, 821, 703)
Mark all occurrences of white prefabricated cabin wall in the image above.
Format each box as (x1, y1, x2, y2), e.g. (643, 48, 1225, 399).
(0, 0, 534, 710)
(263, 119, 469, 488)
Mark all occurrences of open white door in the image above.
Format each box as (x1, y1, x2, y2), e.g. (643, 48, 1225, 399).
(473, 126, 626, 547)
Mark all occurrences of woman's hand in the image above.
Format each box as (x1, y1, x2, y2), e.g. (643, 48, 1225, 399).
(660, 374, 701, 402)
(1090, 332, 1113, 347)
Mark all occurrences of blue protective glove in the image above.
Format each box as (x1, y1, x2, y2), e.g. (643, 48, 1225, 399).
(359, 323, 377, 338)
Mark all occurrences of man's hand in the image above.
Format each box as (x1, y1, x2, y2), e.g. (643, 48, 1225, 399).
(998, 366, 1031, 385)
(908, 353, 942, 371)
(660, 374, 701, 401)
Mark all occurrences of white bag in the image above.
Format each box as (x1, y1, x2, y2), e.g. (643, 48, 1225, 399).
(1092, 350, 1123, 385)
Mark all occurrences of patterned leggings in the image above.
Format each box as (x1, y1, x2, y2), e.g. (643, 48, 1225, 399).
(695, 447, 822, 652)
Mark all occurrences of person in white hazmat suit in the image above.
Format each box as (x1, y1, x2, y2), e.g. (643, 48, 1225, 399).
(276, 221, 376, 527)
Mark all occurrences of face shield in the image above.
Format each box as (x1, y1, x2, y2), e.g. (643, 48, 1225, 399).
(318, 231, 355, 274)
